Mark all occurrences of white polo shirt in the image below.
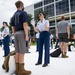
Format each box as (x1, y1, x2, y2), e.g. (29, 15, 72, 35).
(36, 18, 49, 32)
(2, 26, 9, 35)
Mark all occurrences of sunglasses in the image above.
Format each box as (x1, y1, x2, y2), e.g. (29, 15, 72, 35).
(39, 13, 43, 17)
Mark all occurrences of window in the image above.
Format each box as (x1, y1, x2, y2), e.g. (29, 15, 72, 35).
(56, 0, 62, 1)
(34, 1, 42, 9)
(44, 0, 54, 5)
(70, 0, 75, 12)
(44, 4, 54, 17)
(56, 0, 69, 15)
(50, 21, 55, 26)
(50, 27, 55, 34)
(71, 16, 75, 23)
(56, 0, 59, 1)
(71, 24, 75, 34)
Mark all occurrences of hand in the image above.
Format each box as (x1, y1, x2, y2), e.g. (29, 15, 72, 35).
(12, 33, 14, 35)
(3, 34, 7, 37)
(25, 36, 29, 41)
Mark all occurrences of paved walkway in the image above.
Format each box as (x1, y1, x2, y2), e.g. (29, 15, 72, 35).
(0, 46, 75, 75)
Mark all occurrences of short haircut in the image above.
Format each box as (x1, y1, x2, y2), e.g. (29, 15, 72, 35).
(61, 16, 65, 20)
(15, 1, 24, 8)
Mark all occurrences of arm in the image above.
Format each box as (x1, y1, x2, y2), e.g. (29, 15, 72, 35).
(23, 22, 29, 41)
(34, 22, 39, 32)
(56, 28, 58, 39)
(4, 32, 9, 37)
(11, 16, 15, 34)
(12, 26, 15, 34)
(22, 12, 29, 41)
(44, 20, 49, 31)
(34, 26, 39, 32)
(67, 26, 70, 39)
(44, 25, 49, 31)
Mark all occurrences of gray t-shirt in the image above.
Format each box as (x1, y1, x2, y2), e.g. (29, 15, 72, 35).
(56, 20, 69, 33)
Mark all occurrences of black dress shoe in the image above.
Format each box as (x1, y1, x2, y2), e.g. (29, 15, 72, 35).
(42, 64, 48, 67)
(35, 63, 42, 65)
(28, 52, 31, 53)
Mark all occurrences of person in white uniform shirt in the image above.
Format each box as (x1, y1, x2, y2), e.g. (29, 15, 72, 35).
(50, 33, 54, 49)
(2, 22, 10, 57)
(0, 32, 3, 47)
(34, 12, 50, 67)
(36, 32, 40, 51)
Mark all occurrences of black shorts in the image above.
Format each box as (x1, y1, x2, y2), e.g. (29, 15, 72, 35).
(58, 33, 68, 43)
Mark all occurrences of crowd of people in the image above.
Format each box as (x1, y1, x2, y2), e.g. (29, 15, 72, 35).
(0, 0, 75, 75)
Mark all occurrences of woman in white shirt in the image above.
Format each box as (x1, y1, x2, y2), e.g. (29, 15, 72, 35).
(34, 12, 50, 67)
(36, 32, 40, 51)
(2, 22, 10, 57)
(0, 32, 3, 47)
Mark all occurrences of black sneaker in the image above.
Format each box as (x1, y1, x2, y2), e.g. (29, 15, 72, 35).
(35, 63, 42, 65)
(42, 64, 48, 67)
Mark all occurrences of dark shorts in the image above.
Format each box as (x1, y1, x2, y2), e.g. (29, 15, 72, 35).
(58, 33, 68, 43)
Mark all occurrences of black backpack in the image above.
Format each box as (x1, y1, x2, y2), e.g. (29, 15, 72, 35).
(50, 48, 61, 57)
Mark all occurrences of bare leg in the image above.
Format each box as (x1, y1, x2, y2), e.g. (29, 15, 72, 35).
(15, 53, 19, 63)
(63, 43, 68, 52)
(62, 42, 68, 58)
(19, 53, 24, 64)
(59, 42, 64, 52)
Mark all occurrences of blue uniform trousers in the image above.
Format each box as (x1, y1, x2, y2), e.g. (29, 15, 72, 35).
(38, 31, 50, 64)
(0, 40, 3, 46)
(36, 38, 40, 51)
(12, 39, 14, 44)
(3, 35, 10, 57)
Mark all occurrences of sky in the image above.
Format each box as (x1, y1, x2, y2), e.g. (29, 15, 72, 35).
(0, 0, 42, 27)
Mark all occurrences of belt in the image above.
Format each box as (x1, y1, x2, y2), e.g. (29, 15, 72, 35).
(39, 31, 48, 33)
(15, 29, 24, 32)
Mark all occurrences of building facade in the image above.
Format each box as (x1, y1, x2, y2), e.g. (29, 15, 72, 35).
(25, 0, 75, 34)
(25, 5, 34, 18)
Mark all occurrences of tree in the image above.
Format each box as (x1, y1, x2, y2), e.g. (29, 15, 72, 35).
(0, 26, 4, 32)
(27, 14, 34, 36)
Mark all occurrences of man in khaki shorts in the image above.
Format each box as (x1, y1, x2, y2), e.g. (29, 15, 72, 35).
(11, 1, 31, 75)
